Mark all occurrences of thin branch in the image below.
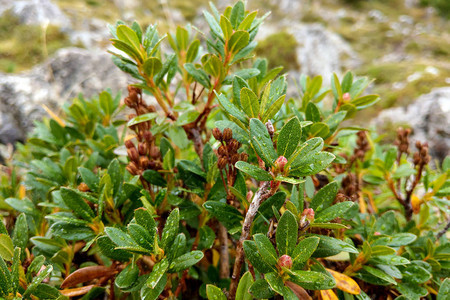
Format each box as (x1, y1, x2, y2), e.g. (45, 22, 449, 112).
(437, 219, 450, 240)
(218, 223, 229, 279)
(228, 182, 270, 300)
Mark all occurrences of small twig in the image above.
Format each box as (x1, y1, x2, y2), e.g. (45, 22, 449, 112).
(218, 223, 229, 279)
(228, 182, 270, 300)
(437, 219, 450, 240)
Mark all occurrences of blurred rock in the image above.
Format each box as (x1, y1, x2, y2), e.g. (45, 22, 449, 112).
(0, 0, 70, 28)
(288, 23, 361, 80)
(373, 87, 450, 161)
(69, 18, 110, 49)
(0, 48, 130, 145)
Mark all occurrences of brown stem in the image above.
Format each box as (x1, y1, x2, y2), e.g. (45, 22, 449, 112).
(218, 223, 230, 279)
(228, 182, 270, 300)
(190, 127, 204, 160)
(437, 219, 450, 240)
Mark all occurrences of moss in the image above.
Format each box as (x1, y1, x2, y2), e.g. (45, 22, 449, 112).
(255, 31, 299, 71)
(0, 11, 72, 72)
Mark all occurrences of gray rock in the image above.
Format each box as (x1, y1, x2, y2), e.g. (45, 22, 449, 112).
(288, 23, 361, 81)
(0, 0, 70, 28)
(373, 87, 450, 161)
(0, 48, 130, 145)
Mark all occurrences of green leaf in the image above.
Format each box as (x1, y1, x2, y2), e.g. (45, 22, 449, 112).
(31, 284, 61, 299)
(216, 92, 247, 123)
(161, 208, 179, 251)
(388, 233, 417, 247)
(203, 10, 223, 40)
(228, 31, 250, 54)
(249, 279, 275, 299)
(204, 55, 224, 79)
(369, 255, 410, 265)
(276, 211, 298, 256)
(146, 259, 169, 288)
(230, 1, 245, 29)
(256, 191, 286, 222)
(60, 187, 95, 221)
(143, 57, 163, 78)
(315, 201, 355, 222)
(287, 270, 336, 290)
(277, 117, 302, 159)
(128, 223, 154, 251)
(105, 227, 140, 249)
(253, 234, 278, 267)
(313, 235, 358, 257)
(250, 118, 277, 166)
(134, 208, 157, 237)
(0, 234, 14, 261)
(198, 226, 215, 250)
(184, 63, 211, 88)
(287, 137, 323, 170)
(235, 161, 273, 181)
(78, 167, 99, 192)
(402, 264, 431, 284)
(305, 102, 321, 122)
(141, 273, 166, 300)
(396, 283, 428, 300)
(438, 278, 450, 300)
(220, 16, 233, 40)
(243, 240, 276, 274)
(12, 213, 28, 250)
(265, 272, 288, 296)
(116, 263, 139, 289)
(203, 201, 243, 232)
(232, 68, 260, 80)
(127, 113, 158, 127)
(10, 248, 20, 295)
(352, 94, 379, 108)
(0, 256, 10, 296)
(393, 164, 417, 179)
(169, 250, 204, 272)
(186, 39, 200, 63)
(292, 237, 320, 265)
(206, 284, 227, 300)
(116, 25, 143, 60)
(240, 87, 260, 118)
(238, 11, 258, 31)
(261, 95, 285, 123)
(142, 169, 167, 187)
(23, 264, 53, 298)
(310, 181, 339, 212)
(361, 266, 396, 285)
(274, 176, 305, 184)
(236, 271, 254, 300)
(309, 122, 330, 139)
(5, 198, 36, 216)
(289, 152, 335, 177)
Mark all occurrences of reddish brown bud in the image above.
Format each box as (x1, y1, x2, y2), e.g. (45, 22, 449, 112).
(138, 143, 148, 156)
(139, 156, 151, 169)
(240, 153, 249, 162)
(143, 131, 153, 142)
(278, 255, 293, 269)
(212, 128, 223, 141)
(126, 162, 139, 175)
(125, 140, 135, 149)
(228, 140, 240, 152)
(150, 146, 160, 159)
(218, 145, 227, 156)
(231, 153, 240, 165)
(147, 105, 156, 112)
(275, 156, 288, 173)
(218, 157, 228, 169)
(223, 128, 233, 142)
(78, 182, 90, 192)
(127, 147, 139, 162)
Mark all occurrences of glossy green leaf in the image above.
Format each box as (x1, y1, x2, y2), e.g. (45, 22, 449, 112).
(116, 263, 139, 289)
(277, 117, 302, 159)
(146, 259, 169, 288)
(216, 92, 247, 123)
(288, 269, 336, 290)
(236, 271, 254, 300)
(0, 234, 15, 261)
(261, 95, 285, 123)
(240, 87, 260, 118)
(169, 250, 204, 272)
(254, 234, 278, 267)
(161, 208, 179, 250)
(235, 161, 273, 181)
(60, 187, 95, 221)
(250, 118, 277, 166)
(310, 181, 339, 211)
(249, 279, 275, 299)
(12, 213, 28, 250)
(228, 30, 250, 54)
(276, 211, 298, 256)
(361, 266, 396, 285)
(315, 201, 355, 222)
(243, 240, 276, 274)
(292, 237, 320, 265)
(206, 284, 227, 300)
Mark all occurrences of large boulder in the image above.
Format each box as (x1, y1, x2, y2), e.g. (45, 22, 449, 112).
(373, 87, 450, 161)
(0, 0, 70, 28)
(0, 48, 130, 144)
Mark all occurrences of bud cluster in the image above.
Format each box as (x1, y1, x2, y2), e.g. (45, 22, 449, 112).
(213, 128, 248, 207)
(413, 141, 431, 166)
(341, 173, 359, 202)
(395, 127, 411, 157)
(354, 131, 370, 161)
(124, 86, 162, 178)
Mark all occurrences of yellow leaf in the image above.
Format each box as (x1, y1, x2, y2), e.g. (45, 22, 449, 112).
(41, 104, 65, 127)
(411, 194, 421, 214)
(19, 184, 26, 199)
(326, 268, 361, 295)
(320, 289, 339, 300)
(212, 249, 220, 267)
(125, 134, 137, 141)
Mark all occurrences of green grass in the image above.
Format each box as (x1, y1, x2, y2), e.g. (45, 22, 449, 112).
(0, 12, 72, 73)
(255, 31, 299, 71)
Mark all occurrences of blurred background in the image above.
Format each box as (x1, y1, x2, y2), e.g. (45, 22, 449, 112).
(0, 0, 449, 159)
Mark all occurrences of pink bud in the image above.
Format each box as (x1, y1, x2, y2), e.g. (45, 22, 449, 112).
(342, 93, 351, 102)
(374, 232, 381, 236)
(275, 156, 288, 173)
(278, 255, 293, 269)
(301, 208, 315, 222)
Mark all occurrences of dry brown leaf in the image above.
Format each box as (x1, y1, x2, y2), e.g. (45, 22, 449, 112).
(60, 284, 95, 297)
(60, 266, 116, 288)
(285, 281, 312, 300)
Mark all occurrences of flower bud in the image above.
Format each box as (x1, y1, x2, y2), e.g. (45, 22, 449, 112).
(212, 128, 223, 141)
(150, 146, 160, 159)
(231, 153, 240, 165)
(301, 208, 315, 223)
(240, 153, 249, 162)
(218, 157, 228, 169)
(223, 128, 233, 142)
(126, 162, 139, 175)
(218, 145, 227, 156)
(143, 131, 153, 142)
(78, 182, 90, 192)
(140, 156, 151, 169)
(138, 143, 148, 156)
(228, 140, 240, 152)
(275, 156, 288, 173)
(125, 140, 135, 149)
(127, 147, 139, 162)
(342, 92, 351, 102)
(278, 255, 293, 269)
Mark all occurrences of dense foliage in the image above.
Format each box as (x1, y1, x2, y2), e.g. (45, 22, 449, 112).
(0, 1, 449, 299)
